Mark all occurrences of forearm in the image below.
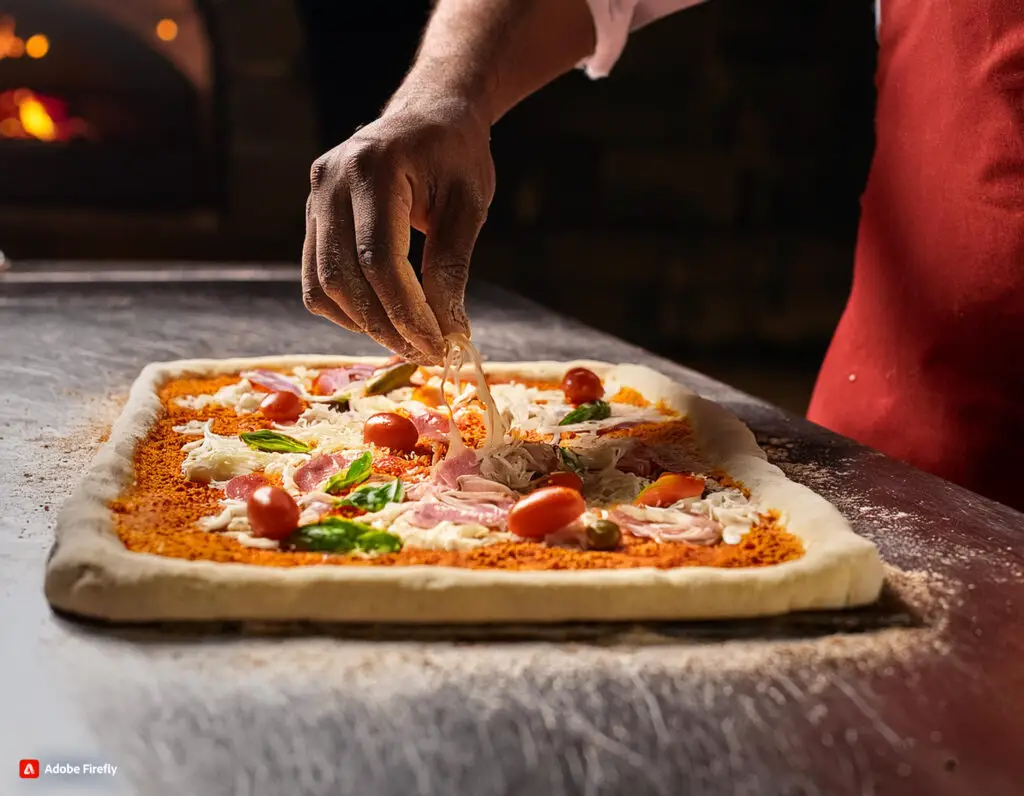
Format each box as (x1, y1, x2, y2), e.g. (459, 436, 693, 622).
(385, 0, 595, 125)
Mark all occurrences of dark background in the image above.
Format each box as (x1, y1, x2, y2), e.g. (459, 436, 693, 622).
(0, 0, 877, 412)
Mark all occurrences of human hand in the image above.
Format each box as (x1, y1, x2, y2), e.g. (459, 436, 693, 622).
(302, 98, 495, 364)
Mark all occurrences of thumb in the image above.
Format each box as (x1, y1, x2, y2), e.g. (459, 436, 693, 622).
(421, 179, 488, 338)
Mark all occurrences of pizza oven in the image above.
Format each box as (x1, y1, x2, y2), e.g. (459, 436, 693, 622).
(0, 0, 317, 261)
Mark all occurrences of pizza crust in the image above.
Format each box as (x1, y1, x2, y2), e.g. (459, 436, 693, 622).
(44, 356, 884, 623)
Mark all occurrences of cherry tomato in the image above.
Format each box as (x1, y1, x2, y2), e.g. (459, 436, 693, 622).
(535, 470, 584, 493)
(246, 486, 300, 540)
(561, 367, 604, 405)
(259, 390, 305, 422)
(507, 486, 586, 539)
(363, 412, 419, 452)
(634, 473, 705, 508)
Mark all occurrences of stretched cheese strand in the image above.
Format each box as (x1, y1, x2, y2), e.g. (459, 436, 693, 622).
(440, 337, 469, 458)
(441, 333, 508, 456)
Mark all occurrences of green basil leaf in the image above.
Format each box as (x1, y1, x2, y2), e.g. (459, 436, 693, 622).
(322, 450, 373, 494)
(285, 517, 376, 552)
(239, 430, 310, 453)
(558, 400, 611, 426)
(558, 446, 584, 475)
(355, 530, 403, 554)
(365, 362, 418, 396)
(338, 479, 405, 512)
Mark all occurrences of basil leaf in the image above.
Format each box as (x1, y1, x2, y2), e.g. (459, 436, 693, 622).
(322, 450, 373, 494)
(338, 479, 405, 512)
(365, 362, 418, 396)
(286, 517, 376, 552)
(558, 446, 584, 475)
(354, 530, 403, 554)
(285, 518, 403, 555)
(558, 400, 611, 426)
(239, 430, 310, 454)
(327, 396, 351, 413)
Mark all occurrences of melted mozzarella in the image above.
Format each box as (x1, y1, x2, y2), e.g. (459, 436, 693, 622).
(171, 419, 210, 435)
(387, 513, 515, 551)
(180, 425, 291, 482)
(175, 378, 264, 414)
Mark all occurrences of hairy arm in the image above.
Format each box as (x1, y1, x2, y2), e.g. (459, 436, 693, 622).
(303, 0, 595, 363)
(389, 0, 596, 124)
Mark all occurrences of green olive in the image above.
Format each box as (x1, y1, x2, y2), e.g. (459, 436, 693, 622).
(365, 362, 418, 395)
(586, 519, 621, 551)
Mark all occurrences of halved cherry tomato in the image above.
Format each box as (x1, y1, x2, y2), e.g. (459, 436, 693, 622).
(246, 486, 300, 540)
(535, 470, 584, 493)
(633, 473, 706, 507)
(507, 486, 586, 539)
(259, 390, 305, 422)
(561, 367, 604, 405)
(363, 412, 419, 452)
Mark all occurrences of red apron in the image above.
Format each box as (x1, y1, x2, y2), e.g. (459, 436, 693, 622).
(807, 0, 1024, 510)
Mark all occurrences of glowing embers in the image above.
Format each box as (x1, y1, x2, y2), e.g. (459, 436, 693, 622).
(0, 89, 89, 143)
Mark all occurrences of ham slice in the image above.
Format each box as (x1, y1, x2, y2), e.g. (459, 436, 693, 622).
(407, 500, 509, 529)
(432, 449, 480, 489)
(224, 473, 269, 500)
(313, 365, 376, 395)
(241, 369, 303, 395)
(403, 479, 437, 500)
(615, 442, 705, 479)
(293, 453, 356, 492)
(406, 404, 450, 441)
(610, 507, 721, 546)
(617, 443, 657, 478)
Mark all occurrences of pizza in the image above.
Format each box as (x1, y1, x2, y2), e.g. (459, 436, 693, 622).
(45, 336, 883, 623)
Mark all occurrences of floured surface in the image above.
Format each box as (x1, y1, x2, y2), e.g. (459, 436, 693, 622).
(4, 281, 1023, 796)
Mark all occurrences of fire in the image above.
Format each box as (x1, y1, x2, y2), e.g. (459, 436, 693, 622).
(18, 97, 56, 141)
(0, 89, 88, 142)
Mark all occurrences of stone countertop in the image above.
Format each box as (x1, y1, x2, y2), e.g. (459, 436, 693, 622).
(1, 271, 1021, 796)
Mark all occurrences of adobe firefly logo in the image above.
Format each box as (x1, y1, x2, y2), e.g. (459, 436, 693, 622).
(19, 759, 40, 779)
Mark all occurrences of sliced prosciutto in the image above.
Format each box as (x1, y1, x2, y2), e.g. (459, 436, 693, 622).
(432, 449, 480, 489)
(407, 499, 510, 529)
(610, 506, 721, 546)
(224, 472, 270, 500)
(312, 365, 376, 396)
(615, 442, 705, 479)
(293, 453, 356, 492)
(406, 404, 450, 441)
(241, 369, 303, 396)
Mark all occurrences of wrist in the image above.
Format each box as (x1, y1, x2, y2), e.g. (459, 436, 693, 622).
(384, 59, 500, 127)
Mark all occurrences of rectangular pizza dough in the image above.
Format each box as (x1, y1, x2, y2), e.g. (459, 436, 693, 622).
(44, 356, 884, 623)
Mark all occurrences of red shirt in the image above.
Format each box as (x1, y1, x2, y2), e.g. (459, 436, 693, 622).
(808, 0, 1024, 510)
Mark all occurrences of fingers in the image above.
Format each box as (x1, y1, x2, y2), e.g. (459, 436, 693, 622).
(301, 205, 361, 332)
(314, 188, 424, 361)
(421, 178, 489, 338)
(349, 167, 446, 363)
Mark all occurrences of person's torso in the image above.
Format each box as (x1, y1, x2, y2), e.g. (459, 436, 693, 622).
(809, 0, 1024, 507)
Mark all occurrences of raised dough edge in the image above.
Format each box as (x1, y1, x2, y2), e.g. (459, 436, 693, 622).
(44, 355, 884, 623)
